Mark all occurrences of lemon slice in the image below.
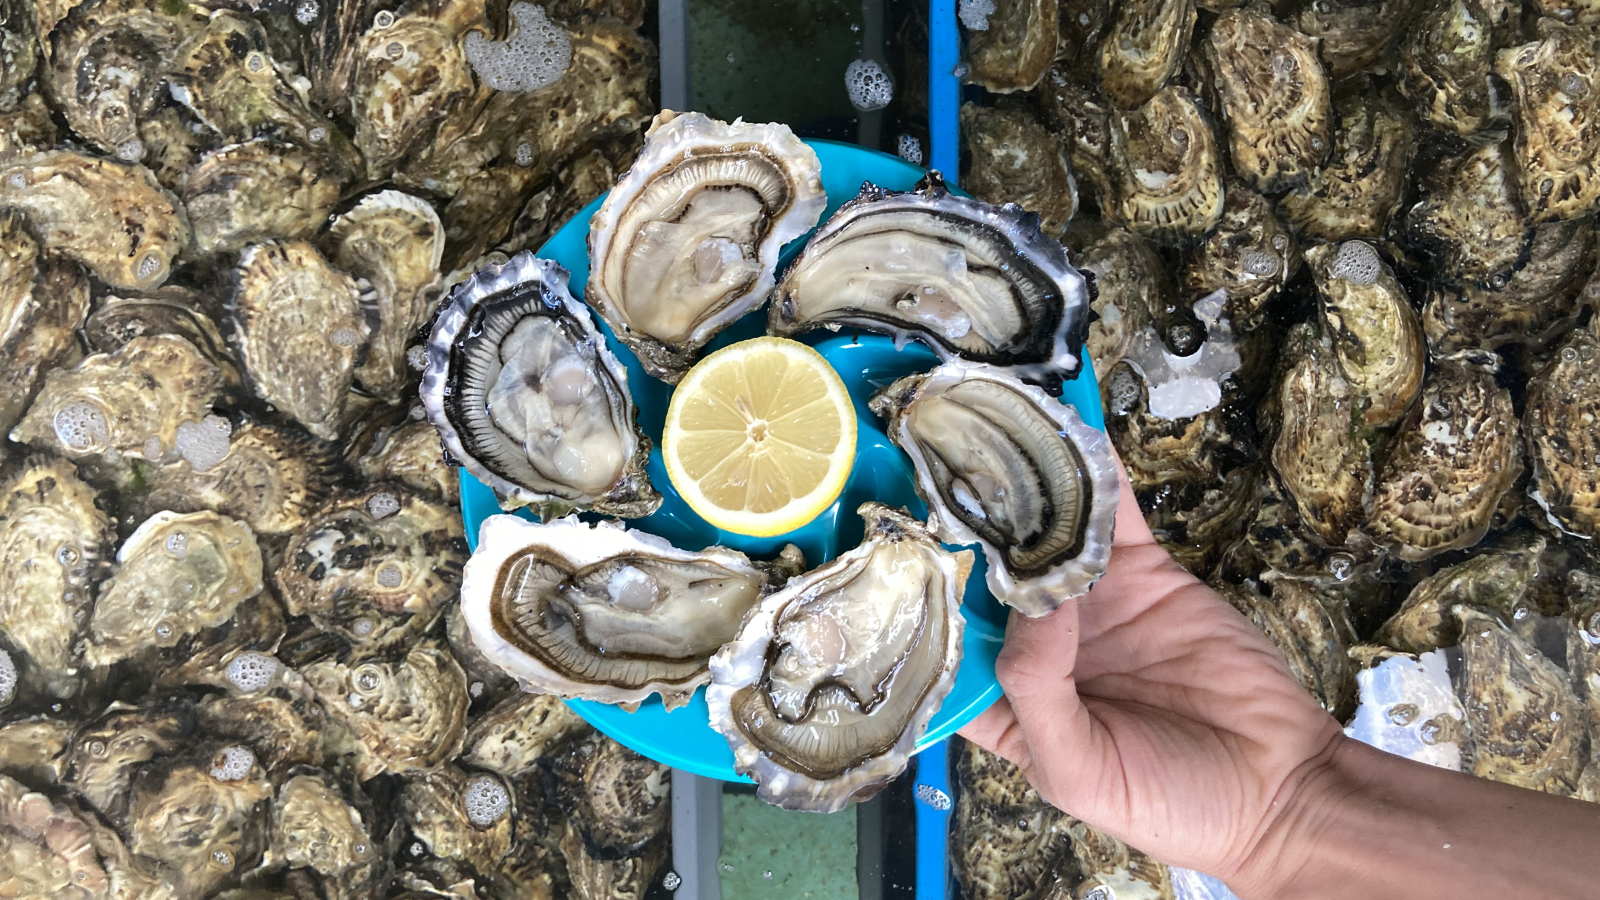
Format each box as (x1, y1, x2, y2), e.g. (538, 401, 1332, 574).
(663, 337, 856, 537)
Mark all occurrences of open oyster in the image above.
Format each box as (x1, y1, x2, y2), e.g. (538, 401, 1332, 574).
(960, 103, 1076, 238)
(461, 514, 785, 710)
(0, 209, 90, 437)
(1103, 86, 1225, 246)
(707, 503, 971, 812)
(1307, 241, 1425, 429)
(1097, 0, 1195, 108)
(1203, 7, 1332, 194)
(585, 110, 825, 382)
(303, 645, 469, 781)
(1524, 324, 1600, 539)
(871, 361, 1118, 617)
(962, 0, 1057, 93)
(770, 173, 1092, 389)
(180, 139, 345, 257)
(1497, 21, 1600, 225)
(1279, 86, 1414, 243)
(420, 251, 658, 517)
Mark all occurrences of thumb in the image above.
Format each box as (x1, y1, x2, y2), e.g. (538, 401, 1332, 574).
(992, 600, 1102, 801)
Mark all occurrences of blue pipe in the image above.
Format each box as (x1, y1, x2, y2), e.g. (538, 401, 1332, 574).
(927, 0, 960, 184)
(913, 737, 954, 900)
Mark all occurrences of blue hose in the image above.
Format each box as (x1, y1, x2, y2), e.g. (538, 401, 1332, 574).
(927, 0, 960, 184)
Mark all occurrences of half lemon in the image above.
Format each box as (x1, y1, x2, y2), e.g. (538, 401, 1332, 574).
(663, 337, 856, 537)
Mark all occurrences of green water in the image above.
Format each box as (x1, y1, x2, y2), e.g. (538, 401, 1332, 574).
(719, 793, 861, 900)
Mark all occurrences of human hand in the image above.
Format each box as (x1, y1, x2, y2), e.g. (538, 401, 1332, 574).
(959, 462, 1343, 894)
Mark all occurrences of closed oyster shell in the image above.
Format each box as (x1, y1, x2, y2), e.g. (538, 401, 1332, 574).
(269, 769, 380, 886)
(84, 288, 243, 398)
(1376, 539, 1544, 653)
(1147, 463, 1260, 577)
(1035, 75, 1111, 205)
(196, 689, 325, 776)
(1290, 0, 1413, 79)
(963, 0, 1057, 93)
(1406, 140, 1533, 292)
(0, 152, 188, 290)
(227, 241, 375, 442)
(62, 700, 196, 825)
(1399, 0, 1516, 135)
(303, 645, 469, 780)
(1181, 182, 1296, 330)
(144, 590, 285, 692)
(353, 419, 457, 504)
(1063, 225, 1160, 381)
(327, 191, 445, 404)
(1108, 368, 1239, 492)
(460, 692, 588, 778)
(180, 139, 345, 257)
(960, 103, 1076, 237)
(85, 510, 264, 667)
(135, 105, 205, 192)
(0, 94, 59, 166)
(126, 750, 273, 896)
(547, 733, 668, 871)
(1496, 21, 1600, 225)
(0, 773, 114, 896)
(1203, 7, 1333, 193)
(0, 456, 112, 697)
(1567, 571, 1600, 733)
(1307, 241, 1425, 429)
(1279, 86, 1415, 243)
(401, 765, 514, 875)
(1524, 326, 1600, 539)
(1063, 816, 1175, 900)
(11, 335, 221, 465)
(707, 504, 972, 812)
(951, 740, 1070, 900)
(1097, 0, 1195, 108)
(0, 16, 36, 116)
(0, 203, 91, 440)
(1218, 577, 1357, 717)
(1271, 325, 1374, 547)
(0, 716, 74, 785)
(1104, 86, 1225, 246)
(585, 110, 825, 382)
(1365, 352, 1522, 561)
(1421, 220, 1596, 353)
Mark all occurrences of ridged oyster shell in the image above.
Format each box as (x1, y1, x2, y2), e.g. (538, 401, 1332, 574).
(1103, 86, 1225, 246)
(1306, 241, 1425, 429)
(962, 0, 1057, 94)
(268, 768, 381, 888)
(1524, 323, 1600, 538)
(1496, 21, 1600, 225)
(1279, 86, 1415, 243)
(0, 203, 90, 437)
(770, 173, 1091, 389)
(951, 740, 1071, 900)
(549, 734, 670, 899)
(1097, 0, 1195, 108)
(461, 514, 780, 711)
(871, 361, 1118, 617)
(180, 139, 345, 257)
(302, 645, 469, 781)
(707, 503, 972, 812)
(420, 251, 658, 517)
(585, 110, 825, 382)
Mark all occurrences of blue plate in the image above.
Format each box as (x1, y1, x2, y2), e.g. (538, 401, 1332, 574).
(459, 139, 1105, 782)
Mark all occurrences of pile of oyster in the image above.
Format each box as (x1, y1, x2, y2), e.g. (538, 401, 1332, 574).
(0, 0, 683, 897)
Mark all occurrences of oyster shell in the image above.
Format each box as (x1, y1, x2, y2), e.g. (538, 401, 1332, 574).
(1181, 182, 1296, 330)
(62, 700, 196, 825)
(11, 335, 221, 465)
(1290, 0, 1413, 79)
(135, 104, 204, 192)
(951, 740, 1071, 900)
(1103, 86, 1225, 246)
(1271, 324, 1375, 547)
(1403, 140, 1532, 289)
(269, 769, 380, 887)
(1399, 0, 1516, 135)
(227, 240, 375, 442)
(125, 749, 273, 896)
(460, 514, 779, 710)
(84, 510, 264, 667)
(0, 773, 113, 896)
(461, 691, 587, 778)
(870, 361, 1119, 616)
(0, 94, 59, 165)
(0, 455, 111, 699)
(1497, 22, 1600, 225)
(1062, 816, 1176, 900)
(1376, 540, 1544, 653)
(419, 252, 658, 517)
(1524, 325, 1600, 539)
(195, 690, 325, 776)
(1218, 577, 1357, 717)
(303, 645, 469, 780)
(1279, 85, 1415, 243)
(707, 503, 972, 812)
(1097, 0, 1195, 108)
(770, 173, 1092, 389)
(962, 0, 1057, 93)
(145, 590, 285, 692)
(401, 765, 514, 876)
(0, 151, 188, 290)
(180, 139, 345, 257)
(1105, 363, 1240, 492)
(83, 288, 243, 398)
(0, 204, 91, 440)
(0, 716, 74, 785)
(1203, 7, 1333, 193)
(327, 191, 445, 404)
(960, 103, 1076, 238)
(1568, 571, 1600, 734)
(1364, 352, 1522, 561)
(1422, 220, 1596, 353)
(585, 110, 825, 382)
(353, 419, 458, 504)
(1307, 241, 1425, 429)
(0, 17, 36, 116)
(1063, 225, 1160, 381)
(1035, 76, 1111, 206)
(548, 733, 669, 900)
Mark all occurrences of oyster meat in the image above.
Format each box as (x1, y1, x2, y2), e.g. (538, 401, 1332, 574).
(1496, 22, 1600, 225)
(871, 361, 1119, 617)
(1103, 86, 1225, 246)
(461, 514, 781, 710)
(960, 103, 1077, 238)
(1097, 0, 1195, 108)
(420, 251, 658, 517)
(585, 110, 825, 382)
(707, 503, 972, 812)
(962, 0, 1057, 93)
(1524, 324, 1600, 539)
(0, 208, 90, 437)
(770, 173, 1091, 388)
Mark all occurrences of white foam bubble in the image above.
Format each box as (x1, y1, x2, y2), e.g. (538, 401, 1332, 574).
(210, 745, 256, 782)
(462, 774, 510, 826)
(176, 415, 232, 473)
(52, 402, 110, 451)
(845, 59, 894, 112)
(376, 563, 403, 588)
(465, 3, 572, 93)
(225, 652, 281, 693)
(366, 492, 401, 519)
(958, 0, 996, 30)
(0, 649, 16, 706)
(1331, 241, 1382, 286)
(897, 134, 923, 166)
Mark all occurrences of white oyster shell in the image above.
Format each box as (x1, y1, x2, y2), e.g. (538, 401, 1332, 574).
(707, 503, 971, 812)
(461, 514, 773, 710)
(871, 360, 1118, 616)
(585, 110, 826, 383)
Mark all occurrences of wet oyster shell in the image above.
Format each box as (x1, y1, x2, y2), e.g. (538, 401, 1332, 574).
(126, 751, 273, 896)
(62, 700, 196, 825)
(586, 110, 825, 382)
(547, 733, 668, 861)
(1290, 0, 1413, 79)
(144, 590, 285, 692)
(1218, 577, 1358, 717)
(269, 769, 380, 886)
(0, 206, 91, 439)
(135, 105, 205, 192)
(327, 191, 445, 404)
(870, 360, 1120, 616)
(0, 773, 114, 896)
(460, 514, 774, 710)
(1279, 86, 1415, 243)
(1097, 0, 1195, 109)
(1147, 463, 1260, 577)
(303, 645, 469, 780)
(0, 15, 36, 116)
(1104, 86, 1225, 246)
(1271, 324, 1375, 547)
(1568, 571, 1600, 735)
(963, 0, 1057, 93)
(1307, 241, 1425, 429)
(0, 716, 74, 786)
(1399, 0, 1516, 135)
(11, 334, 221, 465)
(460, 692, 588, 778)
(0, 151, 188, 290)
(195, 690, 325, 776)
(1035, 75, 1111, 206)
(85, 510, 264, 667)
(1364, 352, 1522, 561)
(180, 139, 345, 257)
(1106, 365, 1238, 492)
(0, 94, 59, 166)
(951, 740, 1070, 900)
(1497, 22, 1600, 225)
(707, 504, 972, 812)
(0, 456, 111, 697)
(1203, 7, 1333, 193)
(1063, 225, 1160, 381)
(1181, 182, 1296, 330)
(960, 103, 1076, 238)
(227, 240, 375, 442)
(401, 765, 514, 875)
(83, 287, 243, 398)
(1376, 539, 1543, 653)
(495, 147, 618, 257)
(1062, 816, 1175, 900)
(1524, 326, 1600, 539)
(1241, 466, 1382, 582)
(1422, 220, 1596, 353)
(353, 419, 458, 505)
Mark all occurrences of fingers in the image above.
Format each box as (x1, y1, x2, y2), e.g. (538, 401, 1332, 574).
(1108, 446, 1155, 548)
(956, 697, 1031, 768)
(991, 603, 1100, 796)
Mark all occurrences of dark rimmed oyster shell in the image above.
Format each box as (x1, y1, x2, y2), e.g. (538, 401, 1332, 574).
(950, 739, 1071, 900)
(180, 139, 346, 257)
(1422, 220, 1596, 353)
(1376, 538, 1544, 653)
(84, 287, 244, 398)
(1290, 0, 1413, 79)
(1271, 324, 1375, 548)
(1404, 141, 1533, 290)
(1181, 181, 1297, 330)
(547, 733, 669, 900)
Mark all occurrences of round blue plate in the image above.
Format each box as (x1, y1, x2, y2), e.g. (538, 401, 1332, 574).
(459, 139, 1105, 782)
